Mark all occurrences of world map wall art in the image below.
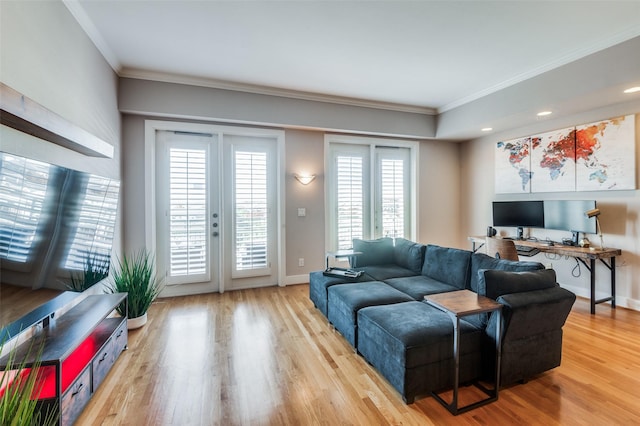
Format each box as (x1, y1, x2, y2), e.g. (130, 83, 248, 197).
(495, 114, 636, 194)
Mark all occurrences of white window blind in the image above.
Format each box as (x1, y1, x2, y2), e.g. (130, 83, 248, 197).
(336, 155, 364, 250)
(64, 175, 120, 270)
(0, 154, 49, 263)
(379, 158, 404, 238)
(168, 148, 208, 276)
(234, 151, 268, 271)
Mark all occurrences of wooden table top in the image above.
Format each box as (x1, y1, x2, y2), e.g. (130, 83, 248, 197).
(425, 289, 502, 317)
(469, 236, 621, 260)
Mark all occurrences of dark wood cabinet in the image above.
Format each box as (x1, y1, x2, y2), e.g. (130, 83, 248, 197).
(0, 293, 128, 425)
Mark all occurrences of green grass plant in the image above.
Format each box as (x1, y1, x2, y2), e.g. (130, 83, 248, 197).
(0, 340, 58, 426)
(106, 249, 164, 319)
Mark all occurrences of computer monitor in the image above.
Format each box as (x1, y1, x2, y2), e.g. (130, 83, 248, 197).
(492, 201, 545, 239)
(544, 200, 597, 244)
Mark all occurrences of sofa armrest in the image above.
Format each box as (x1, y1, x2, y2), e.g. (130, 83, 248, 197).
(486, 286, 576, 343)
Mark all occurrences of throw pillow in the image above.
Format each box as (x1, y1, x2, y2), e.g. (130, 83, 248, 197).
(393, 238, 426, 273)
(469, 252, 544, 293)
(421, 244, 472, 289)
(478, 268, 557, 300)
(352, 237, 394, 267)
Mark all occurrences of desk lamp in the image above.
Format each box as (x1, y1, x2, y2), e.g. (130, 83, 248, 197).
(585, 208, 604, 249)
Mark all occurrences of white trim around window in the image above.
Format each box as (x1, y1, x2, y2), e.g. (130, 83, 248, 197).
(324, 134, 419, 251)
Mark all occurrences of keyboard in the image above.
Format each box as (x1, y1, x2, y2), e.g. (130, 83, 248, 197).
(515, 245, 540, 256)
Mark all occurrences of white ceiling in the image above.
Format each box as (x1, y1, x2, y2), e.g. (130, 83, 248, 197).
(66, 1, 640, 120)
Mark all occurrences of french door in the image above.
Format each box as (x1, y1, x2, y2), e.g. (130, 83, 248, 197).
(154, 125, 282, 296)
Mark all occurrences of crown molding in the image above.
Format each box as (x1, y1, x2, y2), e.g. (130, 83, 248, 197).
(119, 68, 437, 115)
(63, 0, 121, 71)
(439, 26, 640, 113)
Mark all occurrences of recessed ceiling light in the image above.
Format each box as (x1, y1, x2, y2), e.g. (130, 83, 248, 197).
(537, 111, 552, 117)
(623, 86, 640, 94)
(481, 127, 493, 132)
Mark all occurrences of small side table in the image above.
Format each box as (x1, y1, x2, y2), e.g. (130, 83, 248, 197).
(425, 290, 502, 415)
(325, 250, 362, 270)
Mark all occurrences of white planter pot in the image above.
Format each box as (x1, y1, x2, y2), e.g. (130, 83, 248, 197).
(127, 312, 148, 330)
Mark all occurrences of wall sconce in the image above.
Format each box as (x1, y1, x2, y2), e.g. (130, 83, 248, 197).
(294, 173, 316, 185)
(585, 208, 604, 249)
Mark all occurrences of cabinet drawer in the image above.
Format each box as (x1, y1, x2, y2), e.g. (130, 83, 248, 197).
(61, 367, 91, 426)
(92, 338, 115, 390)
(112, 319, 128, 357)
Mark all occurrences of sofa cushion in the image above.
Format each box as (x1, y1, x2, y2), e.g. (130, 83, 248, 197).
(393, 238, 426, 274)
(421, 244, 472, 290)
(357, 301, 482, 369)
(308, 270, 374, 317)
(384, 275, 459, 300)
(478, 268, 558, 300)
(327, 282, 414, 347)
(352, 237, 394, 267)
(355, 264, 418, 281)
(469, 252, 544, 293)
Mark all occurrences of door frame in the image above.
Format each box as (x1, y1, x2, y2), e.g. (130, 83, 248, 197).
(144, 119, 286, 295)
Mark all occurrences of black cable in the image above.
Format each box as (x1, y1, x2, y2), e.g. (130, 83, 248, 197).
(571, 257, 581, 277)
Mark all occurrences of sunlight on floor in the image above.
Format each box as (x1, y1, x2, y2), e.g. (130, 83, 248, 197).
(230, 303, 282, 423)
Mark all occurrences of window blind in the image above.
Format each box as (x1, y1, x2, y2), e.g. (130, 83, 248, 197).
(168, 148, 207, 276)
(380, 158, 404, 238)
(64, 175, 119, 270)
(336, 155, 364, 250)
(0, 154, 49, 263)
(234, 151, 268, 271)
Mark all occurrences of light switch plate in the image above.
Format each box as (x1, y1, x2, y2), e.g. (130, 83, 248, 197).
(298, 208, 306, 217)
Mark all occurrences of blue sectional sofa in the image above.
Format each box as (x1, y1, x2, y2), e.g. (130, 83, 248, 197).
(309, 238, 576, 403)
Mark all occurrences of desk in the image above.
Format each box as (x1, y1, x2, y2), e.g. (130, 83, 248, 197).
(469, 236, 622, 314)
(425, 290, 502, 415)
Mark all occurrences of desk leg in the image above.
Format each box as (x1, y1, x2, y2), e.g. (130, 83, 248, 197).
(494, 309, 502, 397)
(611, 257, 616, 309)
(452, 315, 460, 413)
(590, 258, 596, 315)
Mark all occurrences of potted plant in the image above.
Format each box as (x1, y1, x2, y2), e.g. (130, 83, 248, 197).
(64, 253, 110, 292)
(105, 249, 164, 330)
(0, 340, 58, 425)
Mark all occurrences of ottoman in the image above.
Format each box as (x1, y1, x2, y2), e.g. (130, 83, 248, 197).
(327, 282, 414, 348)
(357, 301, 483, 403)
(309, 270, 373, 318)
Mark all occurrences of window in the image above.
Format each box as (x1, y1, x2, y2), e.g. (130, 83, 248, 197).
(0, 154, 49, 263)
(64, 174, 120, 270)
(234, 150, 268, 271)
(167, 147, 208, 278)
(326, 136, 417, 251)
(376, 148, 410, 239)
(335, 151, 367, 250)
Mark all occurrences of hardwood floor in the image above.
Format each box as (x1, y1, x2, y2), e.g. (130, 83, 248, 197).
(68, 284, 640, 425)
(0, 284, 62, 327)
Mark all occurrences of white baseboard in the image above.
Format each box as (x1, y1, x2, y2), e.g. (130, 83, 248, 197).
(561, 283, 639, 312)
(284, 274, 310, 285)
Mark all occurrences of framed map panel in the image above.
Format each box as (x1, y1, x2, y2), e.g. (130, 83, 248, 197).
(495, 137, 531, 194)
(530, 127, 576, 193)
(576, 115, 636, 191)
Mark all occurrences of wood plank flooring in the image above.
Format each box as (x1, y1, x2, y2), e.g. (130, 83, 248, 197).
(52, 284, 640, 424)
(0, 284, 62, 327)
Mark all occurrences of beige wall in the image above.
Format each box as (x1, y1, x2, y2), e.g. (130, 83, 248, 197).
(121, 113, 462, 279)
(460, 102, 640, 310)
